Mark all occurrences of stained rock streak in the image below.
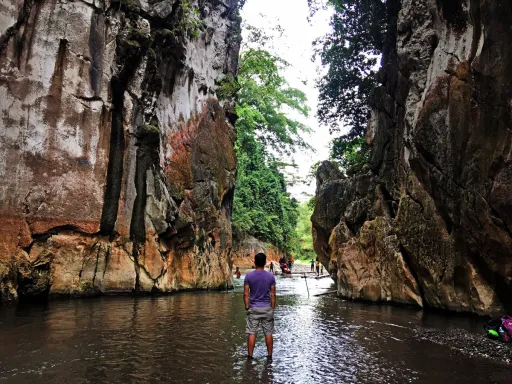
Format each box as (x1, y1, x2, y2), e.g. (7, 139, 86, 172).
(0, 0, 242, 301)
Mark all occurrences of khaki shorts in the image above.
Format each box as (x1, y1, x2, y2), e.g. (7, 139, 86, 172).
(246, 307, 275, 335)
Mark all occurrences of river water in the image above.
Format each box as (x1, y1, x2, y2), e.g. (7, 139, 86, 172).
(0, 272, 509, 383)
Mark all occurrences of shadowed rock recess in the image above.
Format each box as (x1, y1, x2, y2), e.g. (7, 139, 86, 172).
(312, 0, 512, 314)
(0, 0, 243, 302)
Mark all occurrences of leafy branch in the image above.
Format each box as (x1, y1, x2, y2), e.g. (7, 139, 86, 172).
(309, 0, 387, 164)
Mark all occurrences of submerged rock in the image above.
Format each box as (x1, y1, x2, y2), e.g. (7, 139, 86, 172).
(312, 0, 512, 315)
(0, 0, 243, 301)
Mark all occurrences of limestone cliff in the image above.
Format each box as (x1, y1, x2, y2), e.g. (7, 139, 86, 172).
(313, 0, 512, 314)
(0, 0, 242, 301)
(231, 235, 284, 268)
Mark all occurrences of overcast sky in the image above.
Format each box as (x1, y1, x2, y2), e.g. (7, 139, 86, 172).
(241, 0, 343, 201)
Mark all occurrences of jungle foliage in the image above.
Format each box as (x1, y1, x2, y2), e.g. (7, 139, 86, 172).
(231, 48, 310, 254)
(294, 200, 316, 260)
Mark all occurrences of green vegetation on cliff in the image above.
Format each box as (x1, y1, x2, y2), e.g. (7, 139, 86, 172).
(231, 48, 310, 254)
(233, 143, 299, 253)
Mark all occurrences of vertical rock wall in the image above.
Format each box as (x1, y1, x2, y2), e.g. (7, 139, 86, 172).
(313, 0, 512, 314)
(0, 0, 242, 301)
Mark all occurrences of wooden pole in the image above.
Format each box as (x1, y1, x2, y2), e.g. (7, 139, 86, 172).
(303, 273, 309, 298)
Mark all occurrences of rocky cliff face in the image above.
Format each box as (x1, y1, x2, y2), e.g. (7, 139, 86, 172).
(313, 0, 512, 314)
(0, 0, 242, 302)
(232, 235, 284, 268)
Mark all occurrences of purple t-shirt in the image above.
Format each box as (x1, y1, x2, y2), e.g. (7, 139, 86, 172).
(244, 270, 276, 308)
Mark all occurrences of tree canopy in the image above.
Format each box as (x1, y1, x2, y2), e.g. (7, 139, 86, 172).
(309, 0, 387, 166)
(236, 49, 311, 156)
(230, 48, 310, 253)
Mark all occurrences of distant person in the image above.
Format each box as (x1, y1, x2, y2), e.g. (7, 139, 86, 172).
(315, 258, 320, 276)
(287, 259, 292, 271)
(235, 267, 241, 279)
(244, 253, 276, 359)
(279, 258, 287, 273)
(310, 258, 315, 272)
(320, 265, 323, 275)
(269, 262, 274, 273)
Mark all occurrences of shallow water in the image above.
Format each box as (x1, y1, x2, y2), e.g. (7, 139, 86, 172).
(0, 273, 509, 383)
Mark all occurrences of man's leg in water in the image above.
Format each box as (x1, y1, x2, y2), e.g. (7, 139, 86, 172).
(246, 308, 274, 358)
(265, 334, 273, 357)
(262, 307, 274, 357)
(247, 334, 256, 357)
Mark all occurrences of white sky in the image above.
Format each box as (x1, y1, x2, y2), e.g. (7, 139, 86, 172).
(241, 0, 343, 201)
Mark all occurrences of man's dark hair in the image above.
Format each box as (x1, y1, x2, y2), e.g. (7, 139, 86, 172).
(254, 253, 267, 268)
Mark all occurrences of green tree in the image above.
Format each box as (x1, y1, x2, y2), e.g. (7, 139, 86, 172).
(236, 49, 311, 156)
(331, 137, 370, 171)
(294, 201, 316, 260)
(309, 0, 387, 165)
(230, 48, 310, 254)
(232, 137, 300, 253)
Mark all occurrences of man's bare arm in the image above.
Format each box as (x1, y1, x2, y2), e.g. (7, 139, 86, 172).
(270, 285, 276, 310)
(244, 285, 250, 310)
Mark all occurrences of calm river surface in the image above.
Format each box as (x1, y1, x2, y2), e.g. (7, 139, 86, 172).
(0, 272, 509, 383)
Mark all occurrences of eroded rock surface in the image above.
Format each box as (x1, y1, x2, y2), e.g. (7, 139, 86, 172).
(0, 0, 242, 301)
(232, 235, 284, 268)
(312, 0, 512, 314)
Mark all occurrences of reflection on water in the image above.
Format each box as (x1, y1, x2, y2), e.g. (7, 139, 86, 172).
(0, 274, 509, 383)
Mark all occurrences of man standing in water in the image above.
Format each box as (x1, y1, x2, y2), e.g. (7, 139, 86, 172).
(244, 253, 276, 359)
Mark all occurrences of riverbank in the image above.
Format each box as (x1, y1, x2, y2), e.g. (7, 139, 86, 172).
(415, 327, 512, 364)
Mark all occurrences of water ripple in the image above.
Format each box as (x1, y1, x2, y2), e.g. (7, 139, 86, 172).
(0, 275, 509, 383)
